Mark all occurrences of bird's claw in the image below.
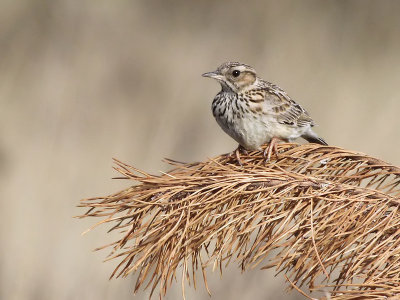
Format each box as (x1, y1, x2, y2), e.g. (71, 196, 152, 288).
(227, 145, 247, 167)
(263, 137, 280, 163)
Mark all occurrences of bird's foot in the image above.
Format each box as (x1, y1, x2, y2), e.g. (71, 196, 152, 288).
(263, 137, 281, 163)
(228, 145, 248, 167)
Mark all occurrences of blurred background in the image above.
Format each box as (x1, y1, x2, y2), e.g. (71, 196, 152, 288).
(1, 0, 400, 299)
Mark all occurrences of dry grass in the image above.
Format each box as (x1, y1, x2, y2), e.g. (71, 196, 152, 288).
(78, 143, 400, 299)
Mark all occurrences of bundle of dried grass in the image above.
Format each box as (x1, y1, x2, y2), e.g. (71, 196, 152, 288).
(78, 143, 400, 299)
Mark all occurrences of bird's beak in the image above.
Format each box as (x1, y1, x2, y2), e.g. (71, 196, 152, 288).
(202, 71, 222, 80)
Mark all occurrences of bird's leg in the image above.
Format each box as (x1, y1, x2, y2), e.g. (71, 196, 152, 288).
(235, 147, 243, 167)
(228, 145, 247, 166)
(240, 145, 248, 155)
(263, 137, 281, 162)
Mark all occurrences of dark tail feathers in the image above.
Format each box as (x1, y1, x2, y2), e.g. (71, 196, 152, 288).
(303, 135, 328, 146)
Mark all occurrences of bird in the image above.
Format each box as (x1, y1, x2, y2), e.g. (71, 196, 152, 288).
(202, 61, 327, 164)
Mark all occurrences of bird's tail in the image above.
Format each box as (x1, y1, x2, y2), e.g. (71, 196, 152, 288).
(302, 131, 328, 145)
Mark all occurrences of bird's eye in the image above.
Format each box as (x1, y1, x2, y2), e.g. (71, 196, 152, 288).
(232, 70, 241, 77)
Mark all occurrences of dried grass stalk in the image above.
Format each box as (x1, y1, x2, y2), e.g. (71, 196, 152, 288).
(78, 143, 400, 299)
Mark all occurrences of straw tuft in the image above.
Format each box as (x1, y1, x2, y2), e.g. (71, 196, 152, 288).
(78, 143, 400, 299)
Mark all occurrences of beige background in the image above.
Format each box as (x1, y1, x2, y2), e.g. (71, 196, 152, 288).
(1, 1, 400, 299)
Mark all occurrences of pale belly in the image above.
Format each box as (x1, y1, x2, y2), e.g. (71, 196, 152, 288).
(215, 112, 307, 150)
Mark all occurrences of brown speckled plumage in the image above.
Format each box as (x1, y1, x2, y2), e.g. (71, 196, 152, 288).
(203, 62, 327, 152)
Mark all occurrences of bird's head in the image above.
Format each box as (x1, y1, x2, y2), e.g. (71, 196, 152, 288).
(202, 62, 257, 93)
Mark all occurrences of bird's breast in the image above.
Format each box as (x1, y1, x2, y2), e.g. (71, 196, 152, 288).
(212, 94, 275, 150)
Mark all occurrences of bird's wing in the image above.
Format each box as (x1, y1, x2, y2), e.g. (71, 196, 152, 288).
(260, 84, 315, 127)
